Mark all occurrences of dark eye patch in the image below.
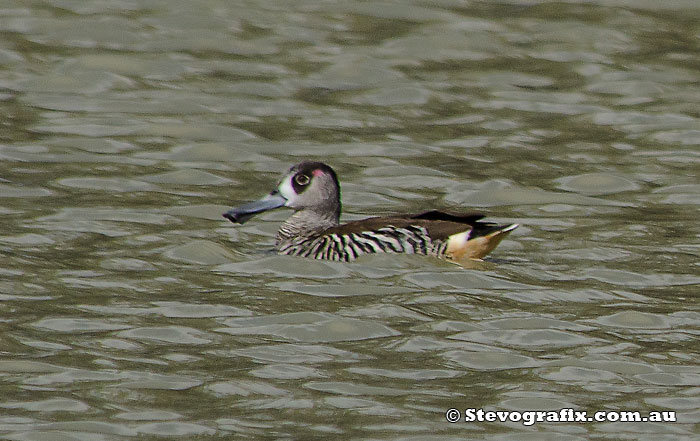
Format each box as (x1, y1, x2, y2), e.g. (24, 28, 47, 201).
(295, 173, 310, 185)
(292, 173, 311, 193)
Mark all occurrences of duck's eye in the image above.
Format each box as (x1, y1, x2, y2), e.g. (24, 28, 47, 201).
(294, 173, 310, 186)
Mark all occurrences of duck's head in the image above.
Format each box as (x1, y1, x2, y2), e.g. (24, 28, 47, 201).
(223, 161, 341, 224)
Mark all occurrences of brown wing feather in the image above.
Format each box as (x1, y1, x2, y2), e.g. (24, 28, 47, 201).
(410, 210, 484, 223)
(322, 210, 489, 241)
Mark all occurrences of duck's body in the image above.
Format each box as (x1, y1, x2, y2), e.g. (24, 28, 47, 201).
(224, 161, 517, 262)
(275, 211, 517, 262)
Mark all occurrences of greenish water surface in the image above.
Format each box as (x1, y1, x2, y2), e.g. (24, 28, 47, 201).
(0, 0, 699, 439)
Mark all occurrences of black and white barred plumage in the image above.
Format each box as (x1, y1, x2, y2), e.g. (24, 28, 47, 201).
(278, 226, 450, 262)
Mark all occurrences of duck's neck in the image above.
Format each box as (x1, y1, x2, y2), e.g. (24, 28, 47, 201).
(277, 209, 339, 243)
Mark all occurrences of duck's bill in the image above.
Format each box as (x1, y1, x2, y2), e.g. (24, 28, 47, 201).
(223, 191, 287, 224)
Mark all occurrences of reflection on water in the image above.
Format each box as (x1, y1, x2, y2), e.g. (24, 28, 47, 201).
(1, 0, 699, 439)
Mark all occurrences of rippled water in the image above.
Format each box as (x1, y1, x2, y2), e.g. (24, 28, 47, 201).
(1, 0, 699, 439)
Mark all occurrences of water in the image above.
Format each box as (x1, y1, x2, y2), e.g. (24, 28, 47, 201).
(1, 0, 699, 439)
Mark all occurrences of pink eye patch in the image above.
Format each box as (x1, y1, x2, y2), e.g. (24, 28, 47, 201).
(312, 169, 325, 177)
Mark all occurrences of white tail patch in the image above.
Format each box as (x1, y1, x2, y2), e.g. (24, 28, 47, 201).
(446, 224, 519, 261)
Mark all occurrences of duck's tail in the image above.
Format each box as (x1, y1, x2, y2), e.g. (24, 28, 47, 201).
(446, 223, 519, 260)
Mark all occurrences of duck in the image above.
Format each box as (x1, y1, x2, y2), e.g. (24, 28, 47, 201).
(223, 161, 518, 262)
